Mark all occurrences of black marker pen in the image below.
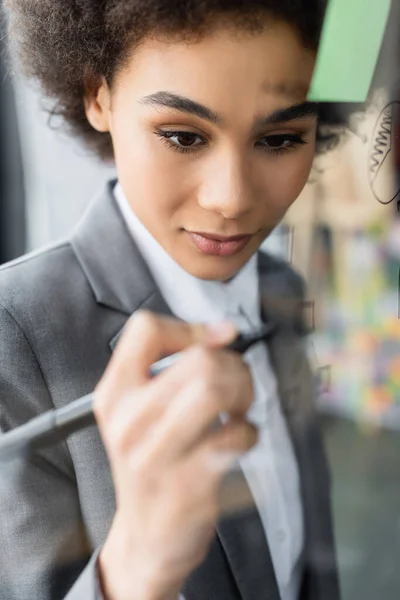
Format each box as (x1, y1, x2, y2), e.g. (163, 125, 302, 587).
(0, 323, 276, 462)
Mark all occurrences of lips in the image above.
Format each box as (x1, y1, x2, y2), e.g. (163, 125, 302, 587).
(186, 231, 252, 256)
(194, 232, 250, 242)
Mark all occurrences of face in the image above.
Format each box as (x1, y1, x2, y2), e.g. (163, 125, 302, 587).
(86, 19, 317, 281)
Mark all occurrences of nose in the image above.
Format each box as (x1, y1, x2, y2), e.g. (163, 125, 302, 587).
(197, 152, 255, 220)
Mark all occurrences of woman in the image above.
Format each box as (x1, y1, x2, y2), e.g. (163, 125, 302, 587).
(1, 1, 340, 599)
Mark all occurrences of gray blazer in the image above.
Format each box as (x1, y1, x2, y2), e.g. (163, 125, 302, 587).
(0, 182, 340, 600)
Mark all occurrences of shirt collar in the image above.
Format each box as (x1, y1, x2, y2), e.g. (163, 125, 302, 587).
(114, 182, 260, 325)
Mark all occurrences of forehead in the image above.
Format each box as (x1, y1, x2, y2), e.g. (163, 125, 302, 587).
(118, 20, 316, 110)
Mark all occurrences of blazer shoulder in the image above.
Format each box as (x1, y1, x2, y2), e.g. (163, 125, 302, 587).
(0, 241, 88, 318)
(0, 239, 71, 279)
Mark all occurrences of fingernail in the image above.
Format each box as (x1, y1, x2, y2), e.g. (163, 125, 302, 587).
(206, 321, 237, 343)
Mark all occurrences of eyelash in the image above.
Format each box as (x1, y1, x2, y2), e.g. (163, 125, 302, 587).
(154, 130, 307, 155)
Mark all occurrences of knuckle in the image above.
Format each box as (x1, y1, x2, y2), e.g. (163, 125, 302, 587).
(109, 435, 125, 456)
(171, 468, 194, 497)
(235, 363, 254, 408)
(102, 414, 128, 454)
(244, 369, 255, 405)
(224, 424, 242, 448)
(92, 387, 110, 424)
(201, 378, 223, 411)
(183, 375, 219, 414)
(227, 421, 257, 450)
(92, 390, 104, 418)
(129, 310, 160, 338)
(109, 424, 131, 455)
(235, 356, 251, 383)
(192, 346, 218, 380)
(243, 422, 258, 448)
(128, 450, 152, 480)
(202, 501, 219, 526)
(194, 377, 214, 403)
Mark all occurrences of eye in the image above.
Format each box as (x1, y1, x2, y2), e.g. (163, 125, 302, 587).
(155, 130, 207, 154)
(257, 133, 307, 154)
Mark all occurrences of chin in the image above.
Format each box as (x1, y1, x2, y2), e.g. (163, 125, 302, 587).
(179, 254, 252, 281)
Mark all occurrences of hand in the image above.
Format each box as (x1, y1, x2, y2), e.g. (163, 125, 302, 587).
(94, 311, 256, 600)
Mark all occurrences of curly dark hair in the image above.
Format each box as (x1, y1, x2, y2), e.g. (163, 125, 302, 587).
(4, 0, 331, 160)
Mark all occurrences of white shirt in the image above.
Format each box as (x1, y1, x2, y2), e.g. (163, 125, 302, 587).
(114, 183, 304, 600)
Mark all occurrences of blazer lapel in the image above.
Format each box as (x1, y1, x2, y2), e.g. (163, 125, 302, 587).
(71, 180, 173, 319)
(267, 326, 339, 600)
(215, 504, 280, 600)
(258, 252, 340, 600)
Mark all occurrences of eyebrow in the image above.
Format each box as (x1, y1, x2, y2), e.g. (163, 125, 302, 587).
(255, 102, 319, 126)
(140, 91, 319, 127)
(140, 91, 223, 124)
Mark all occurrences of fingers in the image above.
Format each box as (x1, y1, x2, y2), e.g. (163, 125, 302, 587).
(115, 311, 237, 383)
(178, 419, 258, 492)
(98, 371, 183, 459)
(135, 345, 254, 461)
(203, 418, 258, 463)
(94, 311, 237, 420)
(96, 342, 253, 469)
(190, 419, 258, 518)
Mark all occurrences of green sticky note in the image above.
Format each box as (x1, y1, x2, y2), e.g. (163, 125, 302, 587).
(308, 0, 391, 102)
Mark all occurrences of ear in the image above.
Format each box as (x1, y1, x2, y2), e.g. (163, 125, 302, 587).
(84, 77, 112, 133)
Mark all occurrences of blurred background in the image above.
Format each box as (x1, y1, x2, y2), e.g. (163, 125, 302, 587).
(1, 2, 400, 599)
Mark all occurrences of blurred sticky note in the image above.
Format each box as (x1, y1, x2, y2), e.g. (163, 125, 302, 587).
(308, 0, 391, 102)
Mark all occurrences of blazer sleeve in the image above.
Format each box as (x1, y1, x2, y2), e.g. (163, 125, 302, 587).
(0, 303, 100, 600)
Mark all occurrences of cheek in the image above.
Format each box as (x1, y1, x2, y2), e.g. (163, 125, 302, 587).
(111, 118, 191, 217)
(260, 147, 315, 216)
